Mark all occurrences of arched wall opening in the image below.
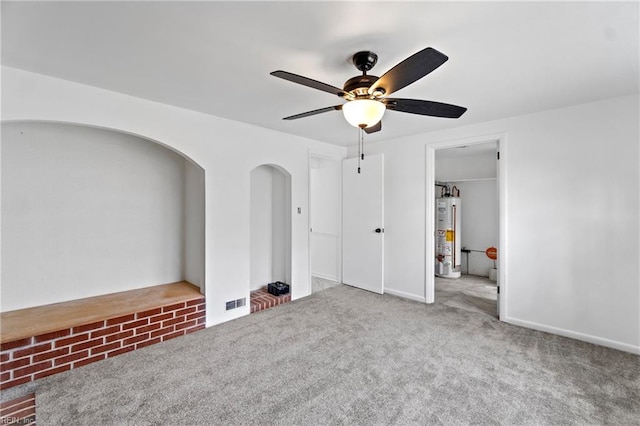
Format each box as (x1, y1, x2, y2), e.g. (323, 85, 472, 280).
(249, 164, 292, 295)
(1, 121, 205, 311)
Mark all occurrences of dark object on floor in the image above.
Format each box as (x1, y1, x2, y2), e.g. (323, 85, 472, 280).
(268, 281, 290, 296)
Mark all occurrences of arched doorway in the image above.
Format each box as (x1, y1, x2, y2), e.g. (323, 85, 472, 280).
(249, 164, 292, 312)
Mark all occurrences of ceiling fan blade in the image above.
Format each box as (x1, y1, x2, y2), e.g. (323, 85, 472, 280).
(271, 71, 346, 97)
(384, 98, 467, 118)
(283, 105, 343, 120)
(369, 48, 448, 96)
(364, 121, 382, 134)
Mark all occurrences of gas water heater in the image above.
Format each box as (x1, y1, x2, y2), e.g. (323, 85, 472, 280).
(435, 187, 461, 278)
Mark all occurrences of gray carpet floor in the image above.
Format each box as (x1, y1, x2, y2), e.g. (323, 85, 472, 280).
(6, 284, 639, 425)
(435, 275, 497, 318)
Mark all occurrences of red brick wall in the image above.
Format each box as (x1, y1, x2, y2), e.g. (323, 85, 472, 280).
(250, 288, 291, 313)
(0, 393, 35, 425)
(0, 298, 205, 390)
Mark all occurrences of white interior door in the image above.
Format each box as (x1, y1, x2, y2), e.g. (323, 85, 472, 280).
(342, 154, 384, 294)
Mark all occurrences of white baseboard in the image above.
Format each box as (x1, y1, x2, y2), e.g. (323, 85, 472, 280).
(311, 272, 337, 281)
(207, 306, 250, 328)
(384, 288, 426, 303)
(504, 316, 640, 355)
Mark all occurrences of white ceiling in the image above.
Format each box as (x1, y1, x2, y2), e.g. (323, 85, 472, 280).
(2, 1, 638, 147)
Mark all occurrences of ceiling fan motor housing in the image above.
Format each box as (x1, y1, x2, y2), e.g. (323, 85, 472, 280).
(343, 75, 379, 97)
(344, 51, 384, 98)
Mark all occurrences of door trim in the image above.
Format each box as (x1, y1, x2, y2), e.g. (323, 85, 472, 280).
(425, 133, 507, 320)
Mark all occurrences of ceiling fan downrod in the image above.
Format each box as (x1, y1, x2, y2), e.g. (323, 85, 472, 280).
(343, 51, 384, 98)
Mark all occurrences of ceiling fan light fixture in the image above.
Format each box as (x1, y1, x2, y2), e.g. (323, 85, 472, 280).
(342, 99, 386, 129)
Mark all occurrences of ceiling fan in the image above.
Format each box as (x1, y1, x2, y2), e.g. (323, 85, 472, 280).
(270, 47, 467, 134)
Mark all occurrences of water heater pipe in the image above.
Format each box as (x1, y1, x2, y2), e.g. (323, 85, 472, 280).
(452, 203, 457, 269)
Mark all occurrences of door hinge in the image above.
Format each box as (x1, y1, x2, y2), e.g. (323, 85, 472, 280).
(497, 151, 500, 160)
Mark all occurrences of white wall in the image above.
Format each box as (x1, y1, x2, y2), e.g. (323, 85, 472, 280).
(183, 160, 206, 288)
(1, 121, 194, 311)
(448, 180, 498, 276)
(270, 168, 291, 285)
(310, 157, 341, 281)
(250, 165, 291, 291)
(1, 66, 347, 325)
(352, 94, 640, 353)
(435, 150, 497, 182)
(250, 166, 273, 290)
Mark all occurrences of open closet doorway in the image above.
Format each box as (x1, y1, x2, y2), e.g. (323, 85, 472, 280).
(249, 164, 292, 311)
(309, 155, 341, 294)
(426, 135, 506, 320)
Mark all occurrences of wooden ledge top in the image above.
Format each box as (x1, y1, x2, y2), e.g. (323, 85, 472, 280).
(1, 281, 203, 344)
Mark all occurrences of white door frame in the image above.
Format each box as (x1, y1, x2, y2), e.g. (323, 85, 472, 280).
(425, 133, 507, 320)
(308, 152, 343, 290)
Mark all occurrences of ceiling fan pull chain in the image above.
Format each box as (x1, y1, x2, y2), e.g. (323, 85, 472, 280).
(357, 129, 361, 174)
(361, 127, 365, 161)
(357, 127, 362, 174)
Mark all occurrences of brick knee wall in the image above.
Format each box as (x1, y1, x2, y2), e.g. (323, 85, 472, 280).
(0, 298, 205, 390)
(250, 288, 291, 313)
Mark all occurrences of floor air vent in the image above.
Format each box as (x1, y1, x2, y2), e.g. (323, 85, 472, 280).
(226, 297, 246, 311)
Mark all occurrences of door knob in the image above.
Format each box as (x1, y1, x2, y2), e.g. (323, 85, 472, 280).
(375, 228, 383, 233)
